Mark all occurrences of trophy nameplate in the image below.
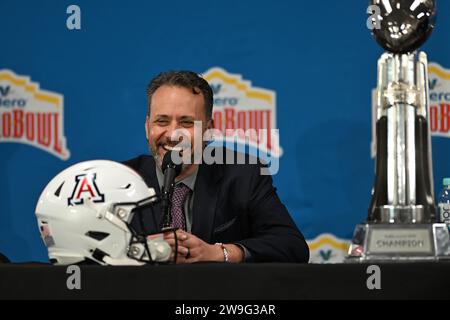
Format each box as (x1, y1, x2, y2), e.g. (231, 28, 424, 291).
(348, 223, 450, 261)
(368, 225, 433, 255)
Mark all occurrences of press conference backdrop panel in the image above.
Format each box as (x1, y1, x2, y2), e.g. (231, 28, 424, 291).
(1, 0, 450, 263)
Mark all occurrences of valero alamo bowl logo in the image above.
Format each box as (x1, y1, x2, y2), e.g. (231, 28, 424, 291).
(0, 70, 70, 160)
(307, 233, 350, 264)
(203, 67, 282, 157)
(428, 63, 450, 137)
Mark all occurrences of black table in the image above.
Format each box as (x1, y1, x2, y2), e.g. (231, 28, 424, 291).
(0, 262, 449, 300)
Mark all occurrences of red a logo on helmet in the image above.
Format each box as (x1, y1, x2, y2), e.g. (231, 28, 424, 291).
(68, 173, 105, 206)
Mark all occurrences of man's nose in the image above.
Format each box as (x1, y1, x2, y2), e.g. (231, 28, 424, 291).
(163, 121, 182, 141)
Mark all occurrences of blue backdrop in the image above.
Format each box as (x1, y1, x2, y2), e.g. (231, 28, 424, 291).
(1, 0, 450, 262)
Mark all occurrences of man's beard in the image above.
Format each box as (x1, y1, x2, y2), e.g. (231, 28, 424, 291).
(149, 142, 193, 172)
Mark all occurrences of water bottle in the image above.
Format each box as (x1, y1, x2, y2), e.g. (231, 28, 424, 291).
(437, 178, 450, 225)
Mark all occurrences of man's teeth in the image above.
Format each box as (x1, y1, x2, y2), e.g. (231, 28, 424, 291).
(162, 145, 182, 152)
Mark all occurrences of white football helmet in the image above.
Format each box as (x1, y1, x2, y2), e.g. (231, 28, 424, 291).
(35, 160, 171, 266)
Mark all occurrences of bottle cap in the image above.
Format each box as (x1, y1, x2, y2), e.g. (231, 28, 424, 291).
(443, 178, 450, 187)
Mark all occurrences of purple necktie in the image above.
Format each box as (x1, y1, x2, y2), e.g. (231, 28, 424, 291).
(170, 183, 191, 230)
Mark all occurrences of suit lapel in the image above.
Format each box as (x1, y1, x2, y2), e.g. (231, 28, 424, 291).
(192, 162, 223, 243)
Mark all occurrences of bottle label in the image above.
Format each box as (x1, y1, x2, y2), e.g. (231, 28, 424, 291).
(439, 203, 450, 224)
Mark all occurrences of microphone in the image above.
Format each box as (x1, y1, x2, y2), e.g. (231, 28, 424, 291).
(160, 150, 182, 229)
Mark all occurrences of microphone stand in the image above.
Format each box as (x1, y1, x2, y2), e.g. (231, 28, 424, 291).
(159, 150, 182, 231)
(161, 181, 175, 230)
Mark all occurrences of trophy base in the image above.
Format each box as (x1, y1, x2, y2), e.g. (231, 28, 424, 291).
(346, 223, 450, 262)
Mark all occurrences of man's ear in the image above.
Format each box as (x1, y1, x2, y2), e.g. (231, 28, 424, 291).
(145, 116, 149, 141)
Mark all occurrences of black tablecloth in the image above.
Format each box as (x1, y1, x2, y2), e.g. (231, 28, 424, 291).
(1, 262, 449, 300)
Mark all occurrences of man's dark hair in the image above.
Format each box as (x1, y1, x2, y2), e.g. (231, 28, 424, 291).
(146, 70, 214, 119)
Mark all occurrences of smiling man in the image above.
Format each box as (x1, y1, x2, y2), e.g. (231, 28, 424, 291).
(124, 70, 309, 263)
(146, 79, 209, 181)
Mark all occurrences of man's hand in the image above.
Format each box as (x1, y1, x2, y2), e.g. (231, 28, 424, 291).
(162, 229, 221, 263)
(152, 229, 244, 264)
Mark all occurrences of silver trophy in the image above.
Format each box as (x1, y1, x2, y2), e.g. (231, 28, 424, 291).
(347, 0, 450, 261)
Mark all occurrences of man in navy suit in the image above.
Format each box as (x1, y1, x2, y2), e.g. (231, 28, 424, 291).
(124, 71, 309, 263)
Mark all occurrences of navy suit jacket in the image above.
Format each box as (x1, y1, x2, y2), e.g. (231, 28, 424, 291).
(123, 152, 309, 263)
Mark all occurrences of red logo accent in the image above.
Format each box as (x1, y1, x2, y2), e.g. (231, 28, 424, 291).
(68, 173, 105, 206)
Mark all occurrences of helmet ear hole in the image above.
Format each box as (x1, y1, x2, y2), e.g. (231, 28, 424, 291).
(85, 231, 110, 241)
